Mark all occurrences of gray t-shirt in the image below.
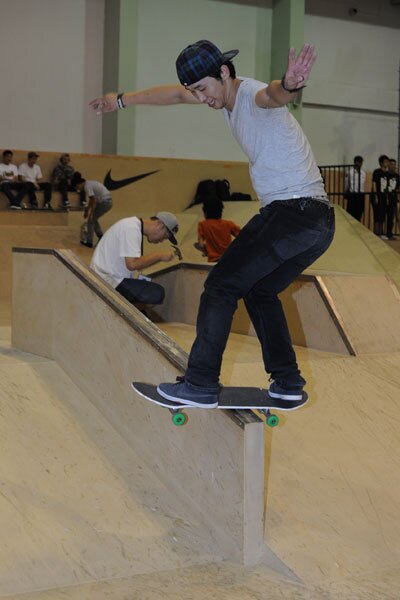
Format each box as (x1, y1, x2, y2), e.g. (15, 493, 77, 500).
(223, 77, 327, 206)
(85, 180, 111, 202)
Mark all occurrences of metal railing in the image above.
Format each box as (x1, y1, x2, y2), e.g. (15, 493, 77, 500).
(319, 163, 399, 235)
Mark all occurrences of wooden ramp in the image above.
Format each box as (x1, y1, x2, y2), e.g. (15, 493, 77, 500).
(160, 322, 400, 589)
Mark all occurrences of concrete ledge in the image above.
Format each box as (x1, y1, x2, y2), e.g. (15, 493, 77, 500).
(149, 262, 354, 356)
(0, 209, 68, 226)
(11, 248, 269, 567)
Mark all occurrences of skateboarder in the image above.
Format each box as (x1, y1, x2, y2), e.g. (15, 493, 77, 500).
(75, 176, 113, 248)
(90, 40, 335, 409)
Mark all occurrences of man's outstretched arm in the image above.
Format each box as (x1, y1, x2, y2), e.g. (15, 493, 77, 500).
(89, 85, 199, 114)
(256, 44, 317, 109)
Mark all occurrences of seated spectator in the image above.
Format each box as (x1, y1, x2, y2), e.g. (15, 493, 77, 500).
(197, 198, 240, 262)
(75, 176, 113, 248)
(344, 155, 365, 222)
(52, 153, 86, 208)
(18, 152, 52, 209)
(0, 150, 27, 209)
(90, 212, 179, 306)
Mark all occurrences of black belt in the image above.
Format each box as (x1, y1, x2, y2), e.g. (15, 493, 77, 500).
(270, 198, 331, 210)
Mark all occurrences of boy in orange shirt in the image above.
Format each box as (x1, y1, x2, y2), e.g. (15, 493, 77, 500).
(197, 199, 240, 262)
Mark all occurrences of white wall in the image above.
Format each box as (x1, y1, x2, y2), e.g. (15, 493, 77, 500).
(0, 0, 104, 153)
(133, 0, 272, 161)
(303, 15, 399, 170)
(1, 1, 398, 167)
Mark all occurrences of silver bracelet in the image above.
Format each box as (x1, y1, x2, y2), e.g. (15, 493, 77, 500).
(117, 93, 126, 109)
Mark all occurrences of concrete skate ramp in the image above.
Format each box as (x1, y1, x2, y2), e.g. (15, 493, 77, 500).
(9, 248, 282, 596)
(160, 321, 400, 588)
(0, 337, 223, 595)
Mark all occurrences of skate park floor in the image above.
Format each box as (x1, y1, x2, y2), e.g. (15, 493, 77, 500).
(2, 202, 400, 598)
(2, 322, 400, 600)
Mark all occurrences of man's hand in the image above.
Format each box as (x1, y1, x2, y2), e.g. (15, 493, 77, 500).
(89, 93, 118, 114)
(84, 209, 94, 222)
(282, 44, 316, 91)
(171, 245, 183, 260)
(160, 251, 175, 262)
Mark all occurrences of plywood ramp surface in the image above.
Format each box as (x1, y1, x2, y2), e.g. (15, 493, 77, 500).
(161, 322, 400, 588)
(320, 273, 400, 354)
(4, 562, 400, 600)
(265, 353, 400, 584)
(0, 338, 222, 597)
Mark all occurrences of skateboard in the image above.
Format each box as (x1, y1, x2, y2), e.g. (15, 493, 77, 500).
(131, 382, 304, 428)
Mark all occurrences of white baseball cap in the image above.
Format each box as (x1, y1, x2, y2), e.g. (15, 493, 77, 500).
(154, 211, 179, 245)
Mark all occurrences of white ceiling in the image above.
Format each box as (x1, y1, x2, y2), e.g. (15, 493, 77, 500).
(211, 0, 400, 28)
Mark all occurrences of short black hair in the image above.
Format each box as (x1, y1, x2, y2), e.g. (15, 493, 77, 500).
(354, 155, 363, 163)
(72, 172, 85, 186)
(3, 149, 13, 157)
(203, 198, 224, 219)
(379, 154, 389, 165)
(209, 60, 236, 81)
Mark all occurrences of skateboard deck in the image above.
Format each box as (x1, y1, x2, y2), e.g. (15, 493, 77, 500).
(131, 382, 307, 427)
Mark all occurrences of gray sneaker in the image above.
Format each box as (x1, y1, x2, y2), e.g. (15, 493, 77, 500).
(268, 380, 308, 410)
(157, 379, 219, 408)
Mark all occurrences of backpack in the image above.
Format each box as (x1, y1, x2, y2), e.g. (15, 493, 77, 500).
(230, 192, 252, 201)
(215, 179, 231, 202)
(191, 178, 231, 207)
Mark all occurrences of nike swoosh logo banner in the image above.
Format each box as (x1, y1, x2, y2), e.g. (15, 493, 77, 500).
(103, 169, 159, 191)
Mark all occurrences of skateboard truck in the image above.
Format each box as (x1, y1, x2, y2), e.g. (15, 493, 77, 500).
(166, 405, 279, 428)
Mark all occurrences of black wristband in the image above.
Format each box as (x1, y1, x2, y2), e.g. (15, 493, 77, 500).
(117, 93, 126, 109)
(281, 75, 306, 93)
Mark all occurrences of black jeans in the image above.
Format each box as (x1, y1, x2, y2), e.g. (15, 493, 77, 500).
(346, 192, 365, 222)
(386, 194, 398, 238)
(0, 181, 27, 206)
(58, 179, 86, 206)
(116, 278, 165, 305)
(185, 199, 335, 388)
(25, 181, 52, 206)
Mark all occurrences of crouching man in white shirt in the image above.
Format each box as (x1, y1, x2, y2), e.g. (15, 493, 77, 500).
(90, 211, 179, 305)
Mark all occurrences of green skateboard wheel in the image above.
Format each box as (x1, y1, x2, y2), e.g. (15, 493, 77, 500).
(266, 413, 279, 428)
(172, 412, 188, 426)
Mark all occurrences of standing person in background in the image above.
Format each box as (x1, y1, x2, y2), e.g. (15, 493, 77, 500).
(18, 152, 52, 209)
(198, 198, 240, 262)
(75, 176, 112, 248)
(371, 154, 390, 239)
(388, 158, 398, 174)
(345, 155, 365, 222)
(387, 158, 400, 239)
(52, 153, 86, 208)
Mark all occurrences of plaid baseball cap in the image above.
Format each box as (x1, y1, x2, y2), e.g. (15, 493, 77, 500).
(176, 40, 239, 86)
